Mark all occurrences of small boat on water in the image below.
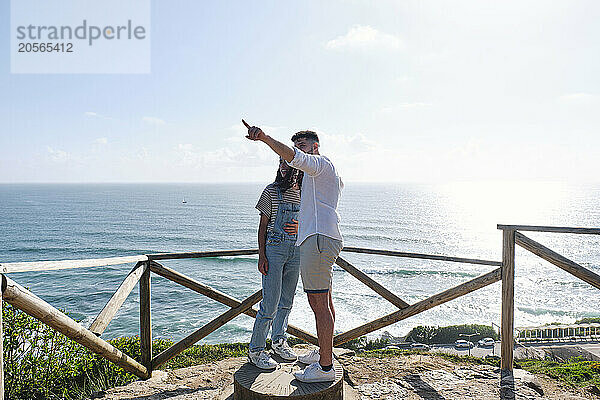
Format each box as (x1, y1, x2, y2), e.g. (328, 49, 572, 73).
(182, 197, 187, 204)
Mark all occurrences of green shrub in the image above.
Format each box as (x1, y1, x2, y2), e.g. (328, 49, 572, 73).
(1, 302, 250, 399)
(2, 301, 136, 400)
(520, 357, 600, 388)
(405, 324, 499, 344)
(575, 317, 600, 324)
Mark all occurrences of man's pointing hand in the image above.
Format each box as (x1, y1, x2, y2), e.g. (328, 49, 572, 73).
(242, 118, 295, 162)
(243, 119, 266, 141)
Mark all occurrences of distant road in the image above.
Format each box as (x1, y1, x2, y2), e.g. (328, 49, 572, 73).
(430, 343, 499, 358)
(427, 340, 600, 359)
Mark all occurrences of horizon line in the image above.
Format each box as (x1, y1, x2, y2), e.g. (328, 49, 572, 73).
(0, 179, 596, 185)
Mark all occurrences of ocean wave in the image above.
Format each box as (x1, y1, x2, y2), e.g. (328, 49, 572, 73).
(333, 265, 477, 278)
(341, 234, 449, 248)
(517, 306, 574, 317)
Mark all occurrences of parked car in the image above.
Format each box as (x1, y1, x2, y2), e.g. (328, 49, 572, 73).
(478, 337, 495, 347)
(410, 342, 431, 350)
(454, 339, 474, 348)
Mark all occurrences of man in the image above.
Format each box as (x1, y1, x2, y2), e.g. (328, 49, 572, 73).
(244, 119, 343, 383)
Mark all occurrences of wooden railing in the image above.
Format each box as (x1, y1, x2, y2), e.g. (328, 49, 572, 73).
(1, 224, 599, 399)
(497, 224, 600, 373)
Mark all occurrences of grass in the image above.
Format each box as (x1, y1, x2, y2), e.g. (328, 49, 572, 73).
(519, 358, 600, 389)
(152, 339, 249, 370)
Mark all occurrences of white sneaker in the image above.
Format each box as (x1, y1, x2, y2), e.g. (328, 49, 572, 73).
(293, 362, 336, 383)
(272, 339, 297, 361)
(297, 348, 320, 364)
(248, 350, 278, 370)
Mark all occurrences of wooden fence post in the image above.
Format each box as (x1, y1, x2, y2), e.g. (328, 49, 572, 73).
(140, 262, 152, 378)
(501, 229, 515, 372)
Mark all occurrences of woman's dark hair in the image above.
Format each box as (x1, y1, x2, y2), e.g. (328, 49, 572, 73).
(275, 164, 303, 192)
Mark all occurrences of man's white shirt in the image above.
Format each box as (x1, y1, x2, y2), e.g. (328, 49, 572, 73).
(288, 147, 343, 246)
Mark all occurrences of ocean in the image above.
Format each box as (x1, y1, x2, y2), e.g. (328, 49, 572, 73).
(1, 182, 599, 344)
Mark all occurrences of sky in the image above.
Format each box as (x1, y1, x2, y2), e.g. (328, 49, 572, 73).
(1, 0, 599, 183)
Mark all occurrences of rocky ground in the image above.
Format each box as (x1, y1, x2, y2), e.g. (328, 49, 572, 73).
(90, 345, 599, 400)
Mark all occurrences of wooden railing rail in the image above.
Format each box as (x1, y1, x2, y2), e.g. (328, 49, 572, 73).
(0, 246, 501, 273)
(147, 249, 259, 261)
(0, 255, 148, 273)
(341, 246, 502, 267)
(497, 225, 600, 235)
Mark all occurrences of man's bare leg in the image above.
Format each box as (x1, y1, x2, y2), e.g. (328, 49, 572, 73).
(307, 292, 334, 366)
(329, 290, 335, 323)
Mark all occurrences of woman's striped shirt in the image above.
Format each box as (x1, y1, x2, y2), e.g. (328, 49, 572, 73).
(255, 183, 301, 232)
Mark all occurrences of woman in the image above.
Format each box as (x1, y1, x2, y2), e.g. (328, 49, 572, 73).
(248, 158, 302, 369)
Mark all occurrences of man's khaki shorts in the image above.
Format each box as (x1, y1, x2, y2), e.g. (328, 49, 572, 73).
(299, 234, 343, 293)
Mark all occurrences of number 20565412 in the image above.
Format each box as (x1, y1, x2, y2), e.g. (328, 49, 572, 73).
(18, 42, 73, 52)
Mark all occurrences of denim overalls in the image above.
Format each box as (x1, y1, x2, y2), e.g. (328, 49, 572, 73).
(249, 185, 300, 352)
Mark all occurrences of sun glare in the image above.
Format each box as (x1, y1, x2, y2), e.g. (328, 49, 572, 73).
(439, 180, 569, 234)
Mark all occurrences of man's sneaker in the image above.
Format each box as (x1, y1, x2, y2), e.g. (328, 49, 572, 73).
(293, 362, 336, 383)
(248, 350, 278, 370)
(297, 348, 320, 364)
(272, 339, 297, 361)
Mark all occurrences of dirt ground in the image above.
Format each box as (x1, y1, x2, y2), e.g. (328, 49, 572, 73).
(339, 352, 596, 399)
(90, 346, 599, 400)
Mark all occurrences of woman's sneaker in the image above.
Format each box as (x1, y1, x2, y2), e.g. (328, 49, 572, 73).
(248, 350, 278, 370)
(297, 348, 320, 364)
(293, 362, 335, 383)
(272, 339, 297, 361)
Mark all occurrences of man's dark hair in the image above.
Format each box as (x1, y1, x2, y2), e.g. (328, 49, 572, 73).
(291, 130, 319, 144)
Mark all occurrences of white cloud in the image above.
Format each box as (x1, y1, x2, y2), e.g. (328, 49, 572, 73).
(445, 138, 483, 160)
(84, 111, 113, 120)
(230, 122, 289, 137)
(557, 93, 599, 104)
(46, 146, 69, 163)
(394, 76, 413, 84)
(299, 130, 390, 181)
(319, 132, 377, 155)
(325, 25, 403, 52)
(379, 102, 432, 113)
(142, 116, 167, 125)
(137, 147, 150, 160)
(94, 137, 108, 145)
(175, 141, 275, 169)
